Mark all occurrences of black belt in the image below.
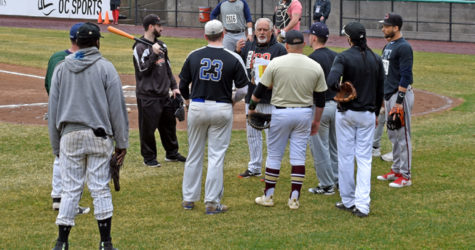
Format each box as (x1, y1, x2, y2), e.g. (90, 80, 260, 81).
(225, 29, 245, 34)
(275, 106, 312, 109)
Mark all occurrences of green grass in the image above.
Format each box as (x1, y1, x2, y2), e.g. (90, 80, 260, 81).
(0, 27, 474, 249)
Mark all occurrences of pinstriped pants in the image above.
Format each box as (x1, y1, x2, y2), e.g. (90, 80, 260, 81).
(245, 103, 273, 174)
(56, 129, 114, 226)
(51, 156, 62, 198)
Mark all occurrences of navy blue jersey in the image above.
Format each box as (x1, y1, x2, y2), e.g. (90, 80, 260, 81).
(381, 37, 413, 98)
(308, 47, 337, 101)
(179, 45, 249, 103)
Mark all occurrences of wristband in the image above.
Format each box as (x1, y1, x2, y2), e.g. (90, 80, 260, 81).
(280, 30, 286, 38)
(248, 27, 253, 35)
(396, 91, 406, 104)
(248, 99, 258, 110)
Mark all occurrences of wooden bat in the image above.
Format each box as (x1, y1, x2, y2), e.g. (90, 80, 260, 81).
(107, 26, 154, 46)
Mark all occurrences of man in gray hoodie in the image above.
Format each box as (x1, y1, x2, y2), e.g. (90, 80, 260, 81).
(48, 22, 128, 250)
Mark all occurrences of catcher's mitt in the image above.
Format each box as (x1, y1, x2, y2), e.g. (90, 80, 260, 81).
(334, 81, 357, 103)
(110, 153, 122, 192)
(247, 112, 272, 130)
(387, 106, 405, 130)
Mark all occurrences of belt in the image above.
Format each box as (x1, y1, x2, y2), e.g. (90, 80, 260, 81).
(275, 105, 312, 109)
(225, 29, 245, 34)
(192, 98, 226, 103)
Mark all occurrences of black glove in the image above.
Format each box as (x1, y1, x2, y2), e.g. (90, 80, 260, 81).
(247, 112, 272, 130)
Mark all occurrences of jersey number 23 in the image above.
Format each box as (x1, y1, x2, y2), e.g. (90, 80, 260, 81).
(199, 58, 223, 82)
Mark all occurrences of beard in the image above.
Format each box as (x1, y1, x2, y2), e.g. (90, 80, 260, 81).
(153, 29, 161, 38)
(257, 35, 268, 44)
(384, 31, 395, 39)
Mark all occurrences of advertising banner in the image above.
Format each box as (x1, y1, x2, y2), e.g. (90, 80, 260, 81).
(0, 0, 111, 20)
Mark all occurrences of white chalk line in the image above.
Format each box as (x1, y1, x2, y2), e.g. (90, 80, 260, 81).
(0, 69, 137, 109)
(0, 69, 456, 115)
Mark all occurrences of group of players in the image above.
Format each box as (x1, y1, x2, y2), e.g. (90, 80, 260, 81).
(45, 1, 413, 249)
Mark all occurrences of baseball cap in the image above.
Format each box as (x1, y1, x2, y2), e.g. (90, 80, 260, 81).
(204, 20, 224, 35)
(76, 22, 103, 40)
(143, 14, 166, 29)
(286, 30, 304, 45)
(379, 13, 403, 28)
(342, 21, 366, 40)
(310, 22, 329, 38)
(69, 22, 83, 40)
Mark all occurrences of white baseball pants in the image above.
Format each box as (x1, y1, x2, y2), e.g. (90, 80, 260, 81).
(182, 101, 233, 206)
(56, 129, 114, 226)
(51, 156, 62, 198)
(266, 107, 313, 170)
(336, 110, 375, 215)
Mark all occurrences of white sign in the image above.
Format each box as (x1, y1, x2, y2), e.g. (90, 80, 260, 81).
(0, 0, 111, 20)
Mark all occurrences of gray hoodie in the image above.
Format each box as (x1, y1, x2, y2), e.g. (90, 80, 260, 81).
(48, 47, 129, 156)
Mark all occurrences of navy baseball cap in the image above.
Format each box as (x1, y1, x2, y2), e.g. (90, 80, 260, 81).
(76, 22, 103, 41)
(310, 22, 329, 38)
(379, 13, 403, 28)
(69, 22, 83, 40)
(286, 30, 304, 45)
(342, 21, 366, 40)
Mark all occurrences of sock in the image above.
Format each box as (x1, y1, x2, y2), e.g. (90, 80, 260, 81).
(264, 167, 280, 197)
(290, 165, 305, 199)
(97, 217, 112, 242)
(58, 225, 71, 243)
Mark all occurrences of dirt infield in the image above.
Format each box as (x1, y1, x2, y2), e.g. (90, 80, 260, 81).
(0, 63, 461, 130)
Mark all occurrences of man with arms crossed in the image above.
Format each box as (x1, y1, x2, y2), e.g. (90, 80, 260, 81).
(179, 20, 249, 214)
(251, 30, 327, 210)
(273, 0, 302, 42)
(235, 17, 287, 178)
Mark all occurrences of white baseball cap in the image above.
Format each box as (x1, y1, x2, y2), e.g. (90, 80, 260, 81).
(204, 20, 224, 35)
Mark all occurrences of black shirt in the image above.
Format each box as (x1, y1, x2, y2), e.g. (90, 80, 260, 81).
(308, 47, 338, 101)
(327, 46, 384, 114)
(239, 34, 287, 104)
(179, 45, 249, 103)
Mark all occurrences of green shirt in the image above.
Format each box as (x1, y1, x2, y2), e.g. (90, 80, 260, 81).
(45, 50, 71, 94)
(260, 53, 327, 107)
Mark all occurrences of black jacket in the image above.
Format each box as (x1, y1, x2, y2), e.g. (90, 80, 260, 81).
(238, 34, 287, 104)
(327, 46, 384, 114)
(313, 0, 331, 20)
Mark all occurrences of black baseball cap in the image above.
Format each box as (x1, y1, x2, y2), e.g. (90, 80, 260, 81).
(143, 14, 166, 29)
(310, 22, 329, 38)
(286, 30, 304, 45)
(379, 13, 403, 28)
(76, 22, 103, 41)
(342, 21, 366, 41)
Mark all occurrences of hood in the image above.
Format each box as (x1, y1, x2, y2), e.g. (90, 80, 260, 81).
(64, 47, 102, 73)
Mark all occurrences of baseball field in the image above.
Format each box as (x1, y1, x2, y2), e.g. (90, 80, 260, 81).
(0, 24, 474, 249)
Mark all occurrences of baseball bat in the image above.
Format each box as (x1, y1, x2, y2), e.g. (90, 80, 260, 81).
(107, 26, 154, 46)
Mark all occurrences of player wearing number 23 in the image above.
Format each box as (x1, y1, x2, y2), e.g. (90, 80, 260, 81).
(179, 20, 249, 214)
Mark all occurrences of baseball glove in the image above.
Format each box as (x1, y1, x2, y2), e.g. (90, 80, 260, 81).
(334, 81, 357, 103)
(247, 112, 272, 130)
(110, 153, 122, 192)
(172, 94, 185, 122)
(387, 106, 405, 130)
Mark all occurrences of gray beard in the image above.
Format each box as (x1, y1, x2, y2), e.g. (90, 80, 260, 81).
(257, 37, 267, 43)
